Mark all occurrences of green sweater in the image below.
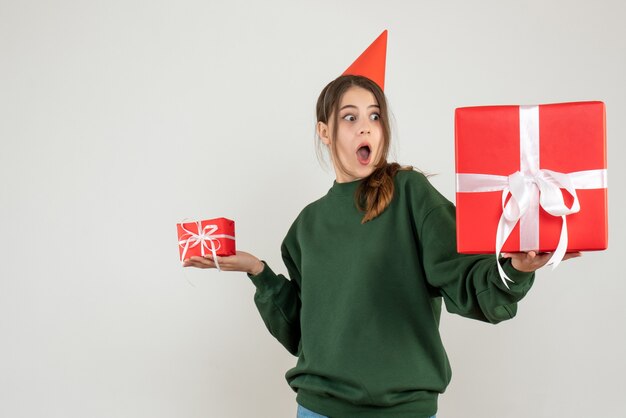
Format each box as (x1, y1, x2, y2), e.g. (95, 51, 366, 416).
(249, 170, 534, 418)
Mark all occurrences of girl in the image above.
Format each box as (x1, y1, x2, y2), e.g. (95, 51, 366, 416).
(183, 75, 579, 418)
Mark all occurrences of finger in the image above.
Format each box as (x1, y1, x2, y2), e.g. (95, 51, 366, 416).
(562, 252, 582, 261)
(205, 254, 237, 261)
(190, 256, 215, 267)
(183, 260, 202, 268)
(211, 256, 223, 265)
(534, 251, 551, 260)
(203, 254, 228, 266)
(188, 257, 218, 269)
(203, 255, 228, 269)
(183, 258, 204, 265)
(185, 260, 209, 269)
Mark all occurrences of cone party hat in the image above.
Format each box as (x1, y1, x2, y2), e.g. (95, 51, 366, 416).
(342, 30, 388, 91)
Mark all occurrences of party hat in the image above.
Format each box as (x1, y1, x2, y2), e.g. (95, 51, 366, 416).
(342, 30, 388, 90)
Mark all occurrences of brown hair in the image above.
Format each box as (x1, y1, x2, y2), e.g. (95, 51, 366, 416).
(316, 75, 412, 223)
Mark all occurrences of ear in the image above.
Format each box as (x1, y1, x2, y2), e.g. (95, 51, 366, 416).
(317, 121, 331, 145)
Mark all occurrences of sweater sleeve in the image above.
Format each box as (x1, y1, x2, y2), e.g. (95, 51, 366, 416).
(247, 242, 302, 356)
(416, 188, 535, 324)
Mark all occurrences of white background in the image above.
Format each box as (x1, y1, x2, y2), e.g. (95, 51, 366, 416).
(1, 1, 625, 417)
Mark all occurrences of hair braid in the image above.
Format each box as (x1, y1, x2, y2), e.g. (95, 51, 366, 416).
(356, 162, 413, 223)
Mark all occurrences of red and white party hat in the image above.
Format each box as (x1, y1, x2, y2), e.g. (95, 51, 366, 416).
(342, 30, 388, 91)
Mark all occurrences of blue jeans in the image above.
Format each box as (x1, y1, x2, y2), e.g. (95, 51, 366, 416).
(297, 404, 436, 418)
(297, 405, 328, 418)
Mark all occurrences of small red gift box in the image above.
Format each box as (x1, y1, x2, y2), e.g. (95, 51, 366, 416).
(176, 218, 236, 262)
(455, 101, 608, 257)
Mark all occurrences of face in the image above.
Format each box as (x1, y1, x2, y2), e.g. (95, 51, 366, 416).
(318, 86, 383, 183)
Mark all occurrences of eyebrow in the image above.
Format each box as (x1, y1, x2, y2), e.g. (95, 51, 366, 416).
(339, 104, 380, 111)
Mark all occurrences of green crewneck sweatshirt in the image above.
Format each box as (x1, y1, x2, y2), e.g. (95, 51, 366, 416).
(248, 170, 534, 418)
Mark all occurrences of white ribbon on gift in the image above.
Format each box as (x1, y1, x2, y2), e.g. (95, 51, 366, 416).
(178, 221, 235, 272)
(456, 105, 607, 287)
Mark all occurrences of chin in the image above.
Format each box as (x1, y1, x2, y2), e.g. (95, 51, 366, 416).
(358, 167, 375, 178)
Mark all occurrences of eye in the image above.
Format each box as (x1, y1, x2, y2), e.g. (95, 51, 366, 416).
(342, 114, 356, 122)
(370, 113, 380, 121)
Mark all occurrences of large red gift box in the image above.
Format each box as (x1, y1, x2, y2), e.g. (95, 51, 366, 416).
(455, 101, 608, 255)
(176, 218, 236, 262)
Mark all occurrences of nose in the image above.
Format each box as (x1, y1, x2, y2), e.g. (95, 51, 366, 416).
(358, 120, 371, 135)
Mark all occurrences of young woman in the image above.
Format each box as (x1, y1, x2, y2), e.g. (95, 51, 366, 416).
(183, 75, 579, 418)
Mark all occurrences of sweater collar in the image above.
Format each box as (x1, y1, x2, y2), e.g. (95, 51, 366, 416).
(328, 178, 364, 197)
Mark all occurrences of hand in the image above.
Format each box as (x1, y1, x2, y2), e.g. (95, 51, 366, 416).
(501, 251, 582, 273)
(182, 251, 265, 275)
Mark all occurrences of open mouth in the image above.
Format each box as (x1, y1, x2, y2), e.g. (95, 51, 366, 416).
(356, 144, 371, 165)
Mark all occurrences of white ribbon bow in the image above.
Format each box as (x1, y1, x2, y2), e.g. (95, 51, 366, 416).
(456, 105, 607, 287)
(178, 222, 235, 272)
(497, 169, 580, 284)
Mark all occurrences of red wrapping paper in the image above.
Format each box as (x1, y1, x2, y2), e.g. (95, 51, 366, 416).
(177, 218, 236, 262)
(455, 101, 608, 254)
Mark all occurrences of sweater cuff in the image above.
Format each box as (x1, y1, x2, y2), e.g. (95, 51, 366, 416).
(247, 261, 284, 291)
(500, 258, 535, 284)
